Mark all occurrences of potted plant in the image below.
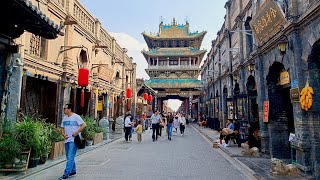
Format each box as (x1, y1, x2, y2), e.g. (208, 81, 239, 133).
(15, 116, 37, 151)
(0, 136, 21, 169)
(93, 127, 105, 145)
(48, 125, 65, 160)
(37, 121, 51, 164)
(82, 116, 96, 146)
(85, 130, 95, 146)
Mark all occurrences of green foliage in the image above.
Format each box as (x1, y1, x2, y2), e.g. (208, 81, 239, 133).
(35, 120, 52, 157)
(15, 116, 38, 149)
(48, 124, 64, 142)
(2, 118, 14, 135)
(82, 116, 96, 140)
(0, 136, 21, 163)
(14, 115, 52, 158)
(95, 127, 106, 136)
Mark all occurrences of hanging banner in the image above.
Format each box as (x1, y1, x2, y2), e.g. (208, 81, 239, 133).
(263, 101, 269, 123)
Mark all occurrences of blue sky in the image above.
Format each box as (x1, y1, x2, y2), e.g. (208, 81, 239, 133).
(79, 0, 227, 110)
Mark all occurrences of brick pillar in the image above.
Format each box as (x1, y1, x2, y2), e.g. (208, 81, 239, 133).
(256, 55, 270, 154)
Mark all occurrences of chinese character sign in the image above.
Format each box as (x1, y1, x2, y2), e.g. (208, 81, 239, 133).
(263, 101, 269, 123)
(250, 0, 286, 44)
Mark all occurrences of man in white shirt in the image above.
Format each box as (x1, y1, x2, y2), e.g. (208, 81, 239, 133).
(60, 104, 86, 180)
(150, 111, 161, 141)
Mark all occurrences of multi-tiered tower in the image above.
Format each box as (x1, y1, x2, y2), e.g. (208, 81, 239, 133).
(142, 18, 206, 117)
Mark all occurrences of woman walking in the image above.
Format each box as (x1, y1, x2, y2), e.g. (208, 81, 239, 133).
(167, 113, 173, 140)
(173, 115, 179, 135)
(180, 114, 186, 136)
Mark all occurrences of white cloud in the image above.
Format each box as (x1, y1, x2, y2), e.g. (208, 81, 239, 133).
(109, 32, 149, 80)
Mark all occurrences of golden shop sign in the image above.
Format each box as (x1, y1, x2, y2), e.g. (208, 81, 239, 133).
(250, 0, 286, 44)
(98, 65, 114, 82)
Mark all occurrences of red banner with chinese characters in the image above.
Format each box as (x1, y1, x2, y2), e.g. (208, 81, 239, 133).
(263, 101, 269, 123)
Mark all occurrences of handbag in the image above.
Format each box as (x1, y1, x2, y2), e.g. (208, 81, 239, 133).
(74, 134, 85, 149)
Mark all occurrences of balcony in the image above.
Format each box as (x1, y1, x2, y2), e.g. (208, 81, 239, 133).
(147, 65, 200, 70)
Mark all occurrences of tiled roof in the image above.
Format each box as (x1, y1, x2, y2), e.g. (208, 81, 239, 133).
(1, 0, 62, 39)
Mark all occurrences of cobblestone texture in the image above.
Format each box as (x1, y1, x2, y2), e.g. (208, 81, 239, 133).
(21, 126, 248, 180)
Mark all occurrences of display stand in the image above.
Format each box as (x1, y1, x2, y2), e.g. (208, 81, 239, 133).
(0, 149, 31, 174)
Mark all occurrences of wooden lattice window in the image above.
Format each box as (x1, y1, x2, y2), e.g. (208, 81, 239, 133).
(29, 34, 41, 57)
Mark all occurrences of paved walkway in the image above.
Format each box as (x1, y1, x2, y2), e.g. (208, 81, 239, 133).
(16, 126, 251, 180)
(0, 132, 124, 180)
(191, 124, 305, 180)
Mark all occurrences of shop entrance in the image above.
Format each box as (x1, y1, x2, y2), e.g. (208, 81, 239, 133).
(266, 61, 294, 159)
(24, 77, 58, 124)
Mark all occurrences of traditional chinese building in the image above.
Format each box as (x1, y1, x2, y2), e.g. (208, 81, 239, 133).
(142, 19, 206, 118)
(202, 0, 320, 178)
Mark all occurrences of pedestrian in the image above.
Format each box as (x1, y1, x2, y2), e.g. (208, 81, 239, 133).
(173, 115, 179, 135)
(159, 113, 163, 137)
(151, 111, 161, 141)
(124, 114, 133, 143)
(126, 111, 133, 141)
(180, 114, 186, 136)
(136, 120, 143, 142)
(167, 113, 173, 140)
(223, 119, 235, 147)
(60, 104, 87, 180)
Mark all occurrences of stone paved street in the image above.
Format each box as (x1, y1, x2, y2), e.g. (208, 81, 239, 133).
(22, 126, 251, 180)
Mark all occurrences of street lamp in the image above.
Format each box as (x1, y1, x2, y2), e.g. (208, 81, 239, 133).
(278, 36, 288, 54)
(248, 63, 255, 74)
(233, 73, 238, 82)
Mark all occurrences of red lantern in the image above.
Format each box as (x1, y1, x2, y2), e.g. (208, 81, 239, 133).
(148, 95, 153, 102)
(80, 89, 85, 107)
(78, 67, 89, 87)
(143, 93, 148, 100)
(126, 87, 132, 98)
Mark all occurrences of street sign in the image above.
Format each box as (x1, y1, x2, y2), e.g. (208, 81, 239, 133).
(263, 101, 269, 123)
(279, 71, 290, 85)
(250, 0, 286, 44)
(290, 88, 301, 102)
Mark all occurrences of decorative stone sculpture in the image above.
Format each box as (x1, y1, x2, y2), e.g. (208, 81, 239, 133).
(271, 158, 288, 176)
(115, 116, 124, 134)
(99, 117, 109, 140)
(241, 143, 259, 156)
(270, 158, 298, 176)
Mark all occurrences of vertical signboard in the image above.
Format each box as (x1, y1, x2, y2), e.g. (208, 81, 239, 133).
(263, 101, 269, 123)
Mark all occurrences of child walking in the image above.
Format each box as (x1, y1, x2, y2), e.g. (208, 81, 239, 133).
(136, 120, 143, 142)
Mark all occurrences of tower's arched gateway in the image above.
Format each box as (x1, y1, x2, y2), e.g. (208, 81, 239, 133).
(142, 19, 206, 118)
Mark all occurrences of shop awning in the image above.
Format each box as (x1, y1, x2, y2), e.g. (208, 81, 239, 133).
(0, 0, 62, 39)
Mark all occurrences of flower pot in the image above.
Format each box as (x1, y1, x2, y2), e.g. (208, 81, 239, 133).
(28, 158, 40, 168)
(39, 155, 48, 164)
(93, 132, 103, 145)
(48, 141, 65, 160)
(86, 140, 93, 146)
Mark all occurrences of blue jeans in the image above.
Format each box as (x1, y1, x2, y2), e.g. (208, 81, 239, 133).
(167, 123, 173, 138)
(64, 142, 77, 176)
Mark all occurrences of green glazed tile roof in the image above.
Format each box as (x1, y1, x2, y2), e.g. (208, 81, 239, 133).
(145, 79, 201, 89)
